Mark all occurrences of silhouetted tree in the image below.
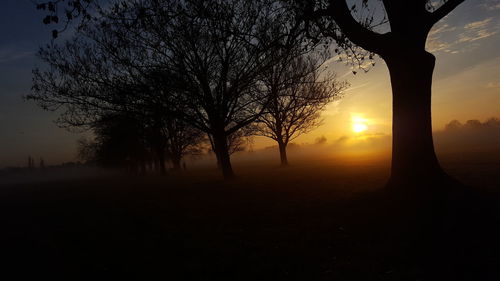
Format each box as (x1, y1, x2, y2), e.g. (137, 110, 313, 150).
(31, 0, 317, 179)
(227, 129, 254, 156)
(35, 0, 98, 38)
(28, 156, 34, 169)
(90, 113, 148, 171)
(206, 126, 254, 168)
(444, 120, 462, 131)
(292, 0, 467, 188)
(113, 0, 301, 178)
(257, 49, 347, 166)
(29, 28, 204, 174)
(29, 36, 138, 128)
(77, 137, 99, 164)
(164, 119, 205, 171)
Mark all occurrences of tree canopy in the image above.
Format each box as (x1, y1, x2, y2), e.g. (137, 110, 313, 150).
(30, 0, 343, 178)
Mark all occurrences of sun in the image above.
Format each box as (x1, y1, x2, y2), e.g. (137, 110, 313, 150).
(352, 123, 368, 133)
(351, 115, 368, 133)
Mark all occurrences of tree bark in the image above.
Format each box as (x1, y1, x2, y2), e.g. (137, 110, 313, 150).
(383, 50, 448, 189)
(278, 140, 289, 166)
(212, 129, 235, 179)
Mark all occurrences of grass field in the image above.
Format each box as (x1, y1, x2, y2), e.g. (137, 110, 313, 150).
(1, 156, 499, 280)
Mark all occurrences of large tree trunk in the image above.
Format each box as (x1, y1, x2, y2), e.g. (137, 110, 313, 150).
(384, 50, 448, 190)
(207, 134, 221, 168)
(382, 51, 468, 279)
(277, 140, 289, 166)
(212, 129, 235, 179)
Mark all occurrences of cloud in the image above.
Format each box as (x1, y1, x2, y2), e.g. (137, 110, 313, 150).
(426, 41, 451, 53)
(480, 0, 500, 11)
(427, 23, 459, 53)
(0, 49, 35, 63)
(426, 15, 499, 54)
(485, 81, 500, 88)
(458, 17, 498, 43)
(487, 3, 500, 10)
(458, 29, 497, 43)
(429, 23, 457, 36)
(464, 17, 493, 29)
(343, 82, 370, 93)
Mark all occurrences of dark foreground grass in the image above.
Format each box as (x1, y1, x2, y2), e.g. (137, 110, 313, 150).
(0, 159, 499, 280)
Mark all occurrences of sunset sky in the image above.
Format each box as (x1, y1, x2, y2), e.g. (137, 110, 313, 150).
(0, 0, 499, 168)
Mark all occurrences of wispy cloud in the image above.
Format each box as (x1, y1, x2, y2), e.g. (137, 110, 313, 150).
(344, 82, 370, 92)
(427, 23, 459, 53)
(427, 40, 452, 53)
(0, 49, 35, 64)
(480, 0, 500, 11)
(465, 17, 493, 29)
(427, 16, 499, 54)
(458, 18, 498, 43)
(429, 23, 457, 36)
(485, 81, 500, 88)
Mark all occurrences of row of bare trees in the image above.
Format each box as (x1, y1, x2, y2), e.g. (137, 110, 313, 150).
(29, 0, 346, 178)
(33, 0, 469, 188)
(76, 112, 204, 173)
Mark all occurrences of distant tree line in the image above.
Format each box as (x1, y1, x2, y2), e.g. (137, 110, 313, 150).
(444, 118, 500, 131)
(29, 0, 347, 178)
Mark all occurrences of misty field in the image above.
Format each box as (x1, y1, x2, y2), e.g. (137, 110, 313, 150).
(1, 156, 500, 280)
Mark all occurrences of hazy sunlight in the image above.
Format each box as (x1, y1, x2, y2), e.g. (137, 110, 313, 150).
(351, 115, 368, 134)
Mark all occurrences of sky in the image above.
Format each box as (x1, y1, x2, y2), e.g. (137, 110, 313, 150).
(0, 0, 500, 168)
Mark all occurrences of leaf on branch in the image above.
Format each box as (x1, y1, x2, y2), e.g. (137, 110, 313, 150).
(48, 2, 56, 12)
(43, 16, 51, 24)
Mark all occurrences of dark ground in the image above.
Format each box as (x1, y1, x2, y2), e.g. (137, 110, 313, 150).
(0, 157, 499, 280)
